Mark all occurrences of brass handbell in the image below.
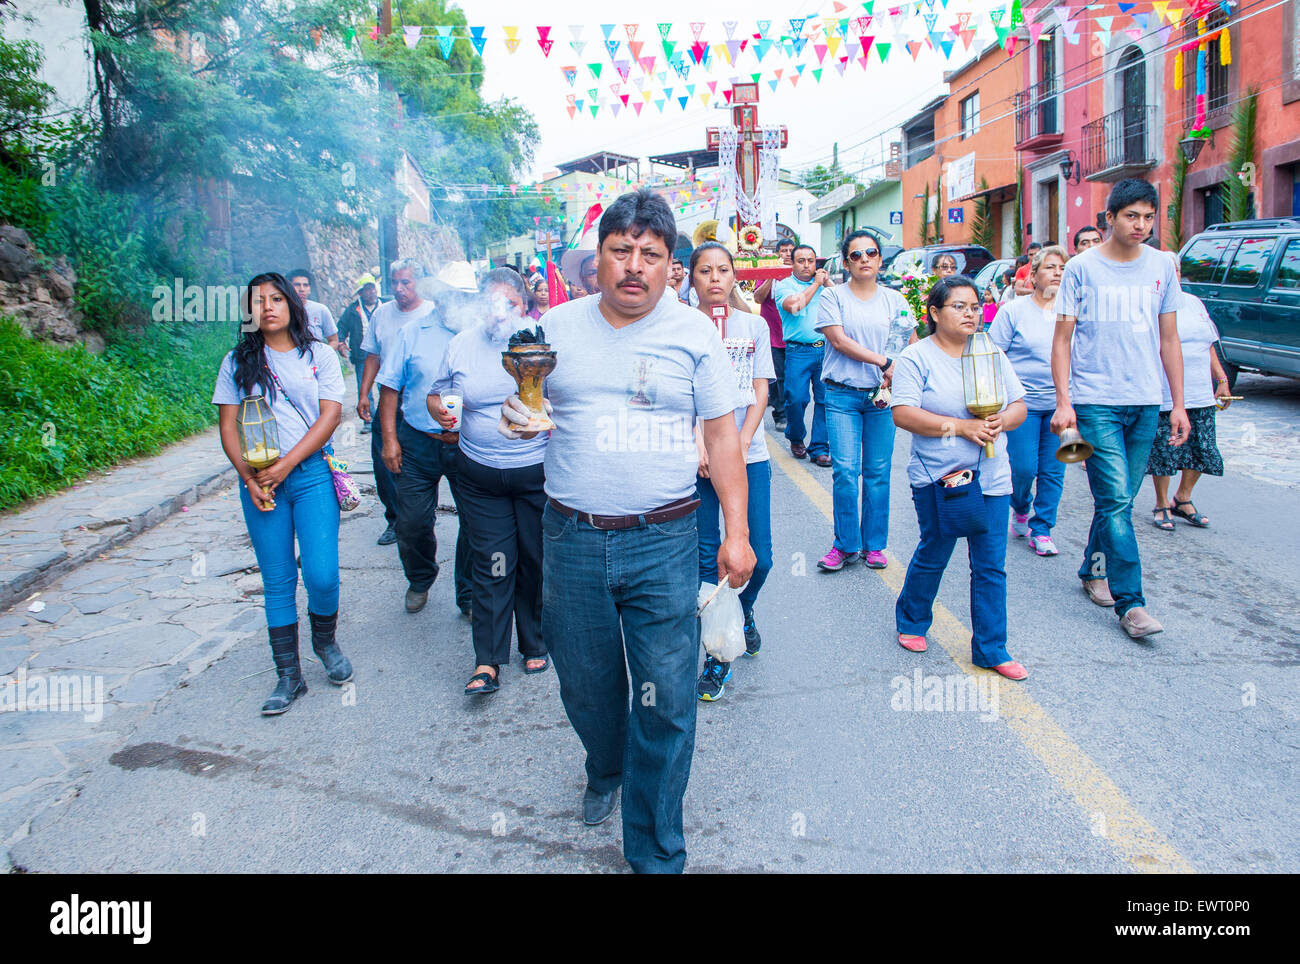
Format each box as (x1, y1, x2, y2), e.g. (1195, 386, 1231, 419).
(1055, 428, 1093, 463)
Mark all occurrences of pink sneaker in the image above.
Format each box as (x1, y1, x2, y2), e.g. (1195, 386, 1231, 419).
(1028, 535, 1059, 556)
(863, 550, 888, 569)
(1011, 512, 1029, 537)
(817, 547, 859, 572)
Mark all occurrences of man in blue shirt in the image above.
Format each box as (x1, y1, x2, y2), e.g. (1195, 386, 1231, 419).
(376, 264, 471, 616)
(774, 244, 834, 464)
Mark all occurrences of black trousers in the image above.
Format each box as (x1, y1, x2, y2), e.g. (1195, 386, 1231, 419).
(770, 345, 786, 419)
(371, 408, 401, 526)
(454, 450, 546, 667)
(393, 420, 471, 606)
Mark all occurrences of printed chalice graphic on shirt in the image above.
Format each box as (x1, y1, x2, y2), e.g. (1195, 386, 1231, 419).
(501, 324, 556, 431)
(628, 356, 657, 409)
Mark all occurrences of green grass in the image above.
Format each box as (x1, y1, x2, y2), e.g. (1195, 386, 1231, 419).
(0, 316, 233, 510)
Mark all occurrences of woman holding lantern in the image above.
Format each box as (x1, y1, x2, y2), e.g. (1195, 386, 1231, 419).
(989, 244, 1069, 556)
(430, 268, 550, 695)
(890, 276, 1030, 681)
(213, 272, 353, 715)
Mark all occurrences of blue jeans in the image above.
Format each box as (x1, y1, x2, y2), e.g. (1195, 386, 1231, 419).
(1006, 409, 1067, 539)
(239, 455, 340, 628)
(696, 460, 773, 616)
(782, 342, 828, 457)
(541, 504, 700, 874)
(825, 385, 895, 554)
(896, 488, 1012, 669)
(1073, 404, 1159, 616)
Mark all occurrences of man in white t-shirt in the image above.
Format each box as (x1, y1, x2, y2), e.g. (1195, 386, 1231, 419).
(498, 189, 754, 874)
(288, 268, 342, 355)
(1051, 179, 1188, 640)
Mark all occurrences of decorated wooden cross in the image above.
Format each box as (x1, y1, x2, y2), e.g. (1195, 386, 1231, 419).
(706, 82, 787, 230)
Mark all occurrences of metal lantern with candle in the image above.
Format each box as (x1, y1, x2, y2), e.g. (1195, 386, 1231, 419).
(237, 395, 281, 471)
(961, 331, 1004, 458)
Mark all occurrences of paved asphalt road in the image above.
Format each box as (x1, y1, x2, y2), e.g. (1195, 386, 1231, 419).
(7, 373, 1298, 873)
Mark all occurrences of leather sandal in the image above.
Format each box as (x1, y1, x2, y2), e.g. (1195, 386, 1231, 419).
(465, 667, 499, 695)
(1172, 498, 1209, 527)
(1151, 507, 1176, 531)
(523, 655, 549, 675)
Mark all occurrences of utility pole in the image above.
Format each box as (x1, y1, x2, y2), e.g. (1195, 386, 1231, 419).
(378, 0, 399, 295)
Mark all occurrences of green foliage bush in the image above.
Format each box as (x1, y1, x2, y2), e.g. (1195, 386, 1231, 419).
(0, 317, 232, 510)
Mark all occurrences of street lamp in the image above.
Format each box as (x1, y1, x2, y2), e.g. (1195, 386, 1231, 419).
(1180, 135, 1206, 165)
(1059, 151, 1080, 184)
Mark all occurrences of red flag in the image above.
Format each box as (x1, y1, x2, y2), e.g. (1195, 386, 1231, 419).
(581, 202, 603, 236)
(545, 252, 569, 307)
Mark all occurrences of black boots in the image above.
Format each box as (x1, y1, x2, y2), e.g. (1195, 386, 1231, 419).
(262, 624, 307, 715)
(308, 610, 354, 685)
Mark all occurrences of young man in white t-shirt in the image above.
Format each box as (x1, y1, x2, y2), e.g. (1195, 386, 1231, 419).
(1051, 179, 1189, 640)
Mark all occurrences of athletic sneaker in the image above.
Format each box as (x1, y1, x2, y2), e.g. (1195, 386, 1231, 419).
(1011, 512, 1030, 537)
(817, 547, 859, 572)
(697, 656, 733, 701)
(743, 611, 761, 656)
(863, 550, 888, 569)
(1029, 535, 1059, 556)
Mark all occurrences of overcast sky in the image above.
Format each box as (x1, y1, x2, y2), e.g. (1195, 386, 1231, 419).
(465, 0, 1006, 182)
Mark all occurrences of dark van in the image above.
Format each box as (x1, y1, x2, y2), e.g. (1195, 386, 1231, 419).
(1178, 218, 1300, 387)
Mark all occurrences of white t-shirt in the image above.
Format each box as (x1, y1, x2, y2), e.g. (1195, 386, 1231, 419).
(212, 343, 345, 456)
(305, 300, 337, 342)
(1162, 294, 1219, 410)
(815, 284, 909, 390)
(1057, 245, 1182, 406)
(988, 296, 1057, 411)
(697, 307, 775, 464)
(890, 337, 1025, 497)
(432, 324, 549, 469)
(361, 299, 436, 360)
(539, 294, 740, 515)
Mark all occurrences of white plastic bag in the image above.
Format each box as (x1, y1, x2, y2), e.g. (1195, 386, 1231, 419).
(698, 580, 746, 662)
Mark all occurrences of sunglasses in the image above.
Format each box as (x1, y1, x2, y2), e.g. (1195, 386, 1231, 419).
(847, 248, 881, 262)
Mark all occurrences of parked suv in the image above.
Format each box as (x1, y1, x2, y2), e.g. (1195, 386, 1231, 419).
(1178, 218, 1300, 388)
(880, 244, 995, 289)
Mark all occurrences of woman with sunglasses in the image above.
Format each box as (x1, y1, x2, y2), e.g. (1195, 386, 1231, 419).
(890, 276, 1030, 681)
(213, 272, 353, 715)
(690, 242, 775, 703)
(932, 253, 959, 278)
(815, 229, 913, 573)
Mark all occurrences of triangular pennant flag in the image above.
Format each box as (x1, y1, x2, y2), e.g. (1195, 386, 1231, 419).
(639, 56, 656, 74)
(567, 106, 577, 119)
(571, 40, 587, 55)
(539, 40, 554, 56)
(629, 40, 644, 60)
(813, 67, 823, 81)
(754, 38, 774, 60)
(589, 104, 598, 117)
(605, 39, 620, 59)
(655, 98, 666, 112)
(691, 21, 706, 40)
(403, 25, 422, 49)
(615, 60, 631, 80)
(789, 18, 807, 37)
(469, 26, 486, 55)
(834, 58, 847, 76)
(876, 42, 890, 61)
(906, 39, 923, 59)
(713, 42, 730, 65)
(505, 38, 520, 53)
(609, 82, 622, 95)
(727, 40, 742, 62)
(691, 41, 707, 64)
(756, 20, 772, 37)
(1117, 2, 1136, 12)
(859, 35, 874, 64)
(678, 95, 689, 109)
(657, 22, 672, 40)
(959, 28, 976, 48)
(435, 25, 454, 58)
(662, 40, 676, 60)
(1029, 22, 1044, 43)
(562, 66, 577, 86)
(634, 102, 644, 116)
(815, 43, 829, 62)
(588, 63, 602, 79)
(588, 88, 598, 100)
(846, 40, 860, 60)
(923, 12, 938, 29)
(620, 93, 629, 106)
(723, 87, 733, 103)
(792, 37, 809, 55)
(601, 24, 616, 40)
(769, 78, 779, 91)
(569, 25, 583, 40)
(751, 71, 762, 82)
(937, 35, 954, 57)
(624, 23, 639, 41)
(827, 35, 842, 56)
(707, 80, 718, 93)
(724, 20, 738, 38)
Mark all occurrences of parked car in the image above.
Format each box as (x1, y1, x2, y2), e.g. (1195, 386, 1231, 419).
(880, 244, 996, 289)
(1178, 218, 1300, 388)
(974, 258, 1018, 300)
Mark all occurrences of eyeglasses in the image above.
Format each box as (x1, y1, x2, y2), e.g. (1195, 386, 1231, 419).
(943, 302, 981, 315)
(847, 249, 881, 262)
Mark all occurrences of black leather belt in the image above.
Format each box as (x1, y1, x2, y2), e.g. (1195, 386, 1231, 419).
(786, 339, 825, 347)
(547, 496, 700, 531)
(825, 378, 875, 392)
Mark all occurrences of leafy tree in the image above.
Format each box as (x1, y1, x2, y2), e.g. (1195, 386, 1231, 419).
(1223, 88, 1257, 224)
(970, 176, 994, 251)
(800, 160, 862, 198)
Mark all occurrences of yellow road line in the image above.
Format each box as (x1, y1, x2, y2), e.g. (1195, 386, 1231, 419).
(767, 434, 1195, 874)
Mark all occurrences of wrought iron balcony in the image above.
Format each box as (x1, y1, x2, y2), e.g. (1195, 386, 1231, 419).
(1014, 79, 1062, 147)
(1082, 105, 1158, 180)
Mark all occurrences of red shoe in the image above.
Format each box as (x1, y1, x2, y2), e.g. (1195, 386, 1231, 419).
(898, 633, 927, 652)
(991, 660, 1028, 681)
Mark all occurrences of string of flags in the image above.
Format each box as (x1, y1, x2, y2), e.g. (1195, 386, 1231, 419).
(341, 2, 1235, 118)
(437, 176, 730, 217)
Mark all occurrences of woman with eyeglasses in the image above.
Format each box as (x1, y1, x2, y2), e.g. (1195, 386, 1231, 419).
(689, 241, 775, 703)
(890, 276, 1030, 681)
(814, 229, 912, 574)
(989, 244, 1069, 556)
